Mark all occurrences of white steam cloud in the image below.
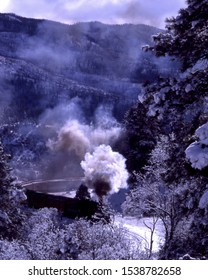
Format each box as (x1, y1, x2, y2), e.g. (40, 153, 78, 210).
(81, 145, 129, 196)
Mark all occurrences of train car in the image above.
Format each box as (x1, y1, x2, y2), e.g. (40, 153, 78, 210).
(25, 189, 99, 219)
(23, 179, 110, 220)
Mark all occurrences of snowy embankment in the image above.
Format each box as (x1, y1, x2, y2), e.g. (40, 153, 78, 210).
(23, 183, 165, 253)
(46, 189, 165, 253)
(115, 215, 165, 253)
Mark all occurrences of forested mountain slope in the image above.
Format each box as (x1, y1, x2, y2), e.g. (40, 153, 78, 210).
(0, 13, 177, 180)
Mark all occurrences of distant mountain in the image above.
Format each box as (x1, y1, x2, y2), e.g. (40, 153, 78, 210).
(0, 13, 178, 122)
(0, 13, 179, 180)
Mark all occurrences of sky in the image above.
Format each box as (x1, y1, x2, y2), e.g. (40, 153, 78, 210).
(0, 0, 187, 28)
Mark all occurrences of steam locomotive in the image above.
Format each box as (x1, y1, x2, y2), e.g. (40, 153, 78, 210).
(24, 181, 111, 222)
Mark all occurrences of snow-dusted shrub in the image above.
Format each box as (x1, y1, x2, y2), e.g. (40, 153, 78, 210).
(0, 239, 30, 260)
(185, 122, 208, 169)
(65, 219, 145, 260)
(21, 208, 65, 260)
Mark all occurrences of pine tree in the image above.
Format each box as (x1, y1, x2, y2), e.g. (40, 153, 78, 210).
(123, 102, 159, 175)
(0, 141, 25, 239)
(150, 0, 208, 70)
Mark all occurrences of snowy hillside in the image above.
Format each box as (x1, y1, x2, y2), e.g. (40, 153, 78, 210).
(0, 13, 176, 180)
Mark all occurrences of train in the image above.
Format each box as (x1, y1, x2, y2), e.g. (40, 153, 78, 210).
(23, 179, 110, 221)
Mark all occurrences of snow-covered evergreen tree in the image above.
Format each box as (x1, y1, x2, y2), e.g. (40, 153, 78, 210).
(123, 102, 159, 175)
(0, 140, 26, 239)
(125, 0, 208, 258)
(151, 0, 208, 70)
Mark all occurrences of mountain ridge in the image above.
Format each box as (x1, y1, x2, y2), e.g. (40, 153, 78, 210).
(0, 12, 169, 122)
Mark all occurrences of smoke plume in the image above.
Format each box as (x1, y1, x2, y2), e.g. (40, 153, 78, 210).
(80, 145, 129, 197)
(47, 106, 121, 157)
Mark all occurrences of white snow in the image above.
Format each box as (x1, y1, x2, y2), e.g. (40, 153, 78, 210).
(115, 215, 165, 253)
(185, 122, 208, 169)
(199, 189, 208, 209)
(48, 190, 77, 198)
(185, 84, 193, 93)
(185, 142, 208, 170)
(147, 104, 157, 117)
(7, 14, 22, 23)
(196, 122, 208, 145)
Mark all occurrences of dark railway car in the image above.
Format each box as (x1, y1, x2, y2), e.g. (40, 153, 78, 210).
(25, 189, 99, 219)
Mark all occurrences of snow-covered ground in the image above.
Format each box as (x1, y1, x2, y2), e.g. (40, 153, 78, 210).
(115, 215, 165, 253)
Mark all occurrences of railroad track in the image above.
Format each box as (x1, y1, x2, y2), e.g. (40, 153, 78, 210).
(21, 178, 84, 193)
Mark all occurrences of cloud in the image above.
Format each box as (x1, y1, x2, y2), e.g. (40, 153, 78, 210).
(119, 0, 187, 27)
(1, 0, 187, 28)
(0, 0, 10, 11)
